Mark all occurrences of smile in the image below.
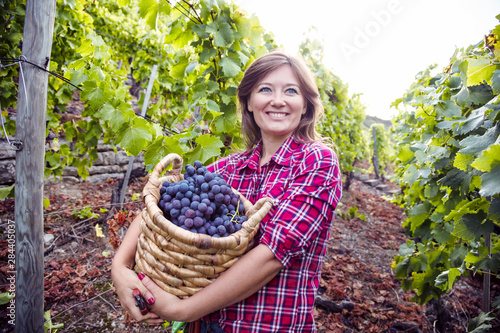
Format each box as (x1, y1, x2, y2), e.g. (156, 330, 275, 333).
(267, 112, 287, 118)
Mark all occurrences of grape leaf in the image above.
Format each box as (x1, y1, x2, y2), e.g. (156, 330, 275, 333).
(454, 107, 484, 135)
(170, 57, 189, 79)
(471, 144, 500, 172)
(466, 58, 496, 87)
(479, 164, 500, 196)
(0, 184, 14, 200)
(469, 84, 494, 106)
(212, 22, 234, 47)
(185, 134, 224, 164)
(80, 80, 109, 110)
(220, 56, 241, 78)
(207, 99, 220, 112)
(214, 105, 238, 134)
(458, 123, 500, 155)
(144, 136, 184, 167)
(489, 197, 500, 222)
(435, 268, 462, 290)
(453, 213, 492, 241)
(96, 102, 134, 131)
(116, 117, 154, 156)
(491, 69, 500, 95)
(453, 152, 475, 171)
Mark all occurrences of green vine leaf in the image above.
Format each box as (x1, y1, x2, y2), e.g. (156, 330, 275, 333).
(479, 164, 500, 196)
(185, 134, 224, 164)
(466, 58, 497, 87)
(220, 55, 241, 77)
(116, 117, 154, 156)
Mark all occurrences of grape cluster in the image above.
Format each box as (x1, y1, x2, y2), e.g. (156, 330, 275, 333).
(158, 160, 248, 237)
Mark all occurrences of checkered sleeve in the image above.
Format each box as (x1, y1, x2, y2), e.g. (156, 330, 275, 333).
(260, 147, 342, 269)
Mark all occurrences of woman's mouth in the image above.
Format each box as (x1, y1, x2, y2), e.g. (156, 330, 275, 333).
(267, 112, 287, 118)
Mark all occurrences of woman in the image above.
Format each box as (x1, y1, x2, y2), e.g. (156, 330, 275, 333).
(111, 50, 342, 332)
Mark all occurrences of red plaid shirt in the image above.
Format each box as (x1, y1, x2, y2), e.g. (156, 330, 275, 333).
(205, 135, 342, 332)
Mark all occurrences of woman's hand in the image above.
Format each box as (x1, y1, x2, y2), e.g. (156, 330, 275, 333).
(139, 274, 184, 322)
(110, 213, 164, 325)
(111, 263, 165, 325)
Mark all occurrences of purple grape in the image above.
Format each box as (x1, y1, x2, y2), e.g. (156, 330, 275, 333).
(193, 216, 204, 227)
(204, 172, 215, 182)
(198, 203, 208, 213)
(215, 193, 224, 202)
(197, 226, 206, 235)
(185, 209, 196, 218)
(212, 185, 221, 194)
(170, 208, 180, 218)
(207, 225, 217, 236)
(179, 183, 189, 193)
(181, 197, 191, 207)
(217, 225, 226, 235)
(213, 217, 223, 227)
(184, 218, 194, 228)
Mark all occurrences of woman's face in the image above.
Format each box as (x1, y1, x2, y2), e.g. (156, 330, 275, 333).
(247, 65, 307, 144)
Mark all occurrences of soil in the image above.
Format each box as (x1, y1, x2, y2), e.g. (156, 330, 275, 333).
(0, 171, 498, 332)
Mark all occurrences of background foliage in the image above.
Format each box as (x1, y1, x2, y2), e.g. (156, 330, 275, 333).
(392, 15, 500, 310)
(1, 0, 368, 185)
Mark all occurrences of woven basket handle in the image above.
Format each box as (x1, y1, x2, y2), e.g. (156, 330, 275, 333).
(143, 153, 184, 202)
(150, 153, 184, 183)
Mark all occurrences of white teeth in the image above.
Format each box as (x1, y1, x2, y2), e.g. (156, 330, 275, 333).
(268, 112, 286, 118)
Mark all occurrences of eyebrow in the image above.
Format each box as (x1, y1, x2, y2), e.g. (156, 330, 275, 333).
(257, 82, 301, 88)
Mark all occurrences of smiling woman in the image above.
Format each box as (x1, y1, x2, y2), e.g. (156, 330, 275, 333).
(112, 50, 343, 333)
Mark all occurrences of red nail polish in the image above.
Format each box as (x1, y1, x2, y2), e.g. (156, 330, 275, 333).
(138, 273, 145, 281)
(148, 297, 154, 305)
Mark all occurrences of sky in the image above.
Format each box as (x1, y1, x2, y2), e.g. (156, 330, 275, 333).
(232, 0, 500, 120)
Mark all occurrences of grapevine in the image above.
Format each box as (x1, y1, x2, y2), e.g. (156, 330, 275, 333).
(392, 15, 500, 308)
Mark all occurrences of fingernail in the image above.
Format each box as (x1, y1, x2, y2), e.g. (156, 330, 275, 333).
(147, 297, 154, 305)
(138, 273, 145, 281)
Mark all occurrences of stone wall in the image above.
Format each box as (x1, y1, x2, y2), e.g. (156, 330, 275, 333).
(0, 140, 146, 186)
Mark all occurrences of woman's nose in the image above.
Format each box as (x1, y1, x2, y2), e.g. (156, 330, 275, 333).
(271, 93, 285, 107)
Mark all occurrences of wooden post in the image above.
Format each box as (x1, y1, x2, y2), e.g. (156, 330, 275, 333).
(15, 1, 56, 332)
(119, 64, 158, 209)
(372, 126, 380, 180)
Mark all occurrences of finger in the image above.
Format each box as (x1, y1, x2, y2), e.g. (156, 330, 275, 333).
(137, 272, 161, 305)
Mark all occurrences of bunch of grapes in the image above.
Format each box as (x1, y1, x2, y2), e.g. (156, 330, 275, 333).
(158, 160, 248, 237)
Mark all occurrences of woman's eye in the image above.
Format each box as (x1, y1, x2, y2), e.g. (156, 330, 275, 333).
(285, 88, 298, 94)
(259, 87, 271, 93)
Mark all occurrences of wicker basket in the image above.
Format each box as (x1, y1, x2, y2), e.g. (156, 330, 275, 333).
(135, 153, 273, 298)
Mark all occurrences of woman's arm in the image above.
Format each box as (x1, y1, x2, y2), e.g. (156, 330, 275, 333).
(142, 243, 284, 322)
(111, 214, 164, 324)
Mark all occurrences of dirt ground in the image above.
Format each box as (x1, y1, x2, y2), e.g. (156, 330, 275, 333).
(0, 173, 498, 332)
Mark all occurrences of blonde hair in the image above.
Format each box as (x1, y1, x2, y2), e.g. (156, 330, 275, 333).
(237, 51, 327, 150)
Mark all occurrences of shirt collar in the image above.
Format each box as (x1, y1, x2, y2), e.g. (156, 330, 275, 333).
(236, 135, 300, 171)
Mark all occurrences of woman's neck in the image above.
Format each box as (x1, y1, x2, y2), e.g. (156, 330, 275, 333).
(259, 135, 291, 166)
